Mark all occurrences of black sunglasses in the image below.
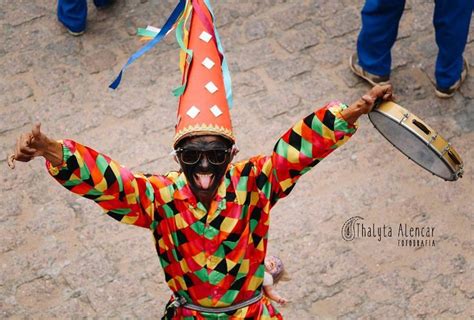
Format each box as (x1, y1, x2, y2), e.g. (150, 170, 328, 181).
(175, 148, 231, 165)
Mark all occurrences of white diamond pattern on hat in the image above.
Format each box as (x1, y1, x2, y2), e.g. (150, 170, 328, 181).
(205, 81, 218, 94)
(199, 31, 212, 43)
(186, 106, 200, 119)
(202, 57, 215, 70)
(210, 105, 223, 117)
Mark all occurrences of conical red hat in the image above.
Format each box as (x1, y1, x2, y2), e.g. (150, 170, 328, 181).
(174, 0, 234, 147)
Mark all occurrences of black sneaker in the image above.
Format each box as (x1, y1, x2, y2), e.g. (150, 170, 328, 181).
(435, 57, 469, 99)
(349, 53, 390, 86)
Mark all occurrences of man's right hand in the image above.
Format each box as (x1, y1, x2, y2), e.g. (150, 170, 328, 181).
(9, 123, 63, 168)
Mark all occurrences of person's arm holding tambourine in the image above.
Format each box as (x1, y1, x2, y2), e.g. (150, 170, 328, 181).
(341, 84, 393, 125)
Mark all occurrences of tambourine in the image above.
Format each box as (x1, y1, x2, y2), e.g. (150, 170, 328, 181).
(368, 100, 463, 181)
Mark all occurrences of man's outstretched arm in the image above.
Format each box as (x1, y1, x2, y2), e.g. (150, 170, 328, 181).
(254, 84, 393, 203)
(11, 124, 157, 229)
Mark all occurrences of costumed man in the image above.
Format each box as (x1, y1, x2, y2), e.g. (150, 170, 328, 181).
(10, 1, 393, 319)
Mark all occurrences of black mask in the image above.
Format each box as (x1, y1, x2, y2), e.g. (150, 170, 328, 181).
(176, 136, 233, 203)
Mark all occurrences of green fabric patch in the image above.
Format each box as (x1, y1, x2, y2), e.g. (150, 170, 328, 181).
(219, 289, 239, 304)
(95, 154, 109, 174)
(190, 220, 205, 235)
(204, 225, 219, 240)
(209, 270, 225, 285)
(194, 268, 209, 282)
(162, 204, 175, 219)
(311, 115, 324, 136)
(301, 137, 313, 158)
(236, 176, 248, 191)
(109, 207, 131, 215)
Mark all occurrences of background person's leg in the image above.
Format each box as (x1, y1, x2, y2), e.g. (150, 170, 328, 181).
(357, 0, 406, 77)
(433, 0, 473, 89)
(57, 0, 87, 33)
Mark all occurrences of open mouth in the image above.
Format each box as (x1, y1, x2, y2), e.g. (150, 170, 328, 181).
(194, 173, 215, 190)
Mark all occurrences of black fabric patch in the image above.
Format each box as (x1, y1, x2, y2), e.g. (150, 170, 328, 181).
(322, 109, 336, 130)
(107, 210, 124, 222)
(288, 130, 302, 151)
(303, 113, 316, 129)
(229, 275, 246, 290)
(256, 174, 268, 190)
(240, 162, 253, 177)
(214, 258, 228, 274)
(103, 166, 117, 187)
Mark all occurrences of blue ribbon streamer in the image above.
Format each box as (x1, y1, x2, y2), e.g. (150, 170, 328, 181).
(109, 0, 187, 90)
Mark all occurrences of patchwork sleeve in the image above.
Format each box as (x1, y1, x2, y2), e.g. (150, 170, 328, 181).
(254, 101, 358, 205)
(46, 139, 158, 229)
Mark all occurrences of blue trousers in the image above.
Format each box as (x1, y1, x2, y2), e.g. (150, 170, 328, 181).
(58, 0, 112, 33)
(357, 0, 473, 89)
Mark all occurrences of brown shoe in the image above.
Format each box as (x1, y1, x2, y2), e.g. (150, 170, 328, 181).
(435, 57, 469, 99)
(349, 53, 390, 86)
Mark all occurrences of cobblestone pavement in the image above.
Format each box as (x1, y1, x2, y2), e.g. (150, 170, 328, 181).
(1, 0, 473, 319)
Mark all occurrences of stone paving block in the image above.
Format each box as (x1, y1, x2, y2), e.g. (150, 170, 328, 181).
(337, 67, 361, 88)
(82, 49, 118, 75)
(313, 0, 349, 18)
(414, 34, 438, 59)
(61, 250, 118, 290)
(460, 72, 474, 99)
(321, 8, 360, 39)
(277, 21, 320, 53)
(227, 38, 277, 71)
(0, 79, 33, 106)
(392, 39, 415, 70)
(14, 275, 65, 312)
(247, 88, 301, 120)
(391, 68, 430, 101)
(309, 41, 353, 68)
(32, 91, 77, 122)
(232, 70, 267, 97)
(408, 280, 468, 318)
(33, 66, 83, 95)
(0, 52, 35, 76)
(289, 70, 342, 104)
(271, 3, 318, 31)
(411, 2, 435, 33)
(364, 305, 406, 320)
(265, 55, 314, 82)
(242, 17, 276, 43)
(0, 102, 32, 135)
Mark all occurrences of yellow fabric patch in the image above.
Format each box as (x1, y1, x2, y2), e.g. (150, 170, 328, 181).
(94, 177, 108, 192)
(279, 178, 293, 192)
(193, 252, 206, 266)
(322, 124, 336, 142)
(175, 214, 189, 229)
(250, 191, 259, 206)
(121, 215, 138, 225)
(238, 259, 249, 274)
(235, 190, 248, 205)
(293, 120, 303, 136)
(247, 275, 262, 291)
(158, 238, 168, 251)
(207, 255, 221, 269)
(197, 297, 212, 307)
(226, 259, 237, 271)
(221, 217, 238, 233)
(176, 275, 187, 290)
(159, 186, 172, 203)
(286, 144, 300, 163)
(179, 259, 190, 273)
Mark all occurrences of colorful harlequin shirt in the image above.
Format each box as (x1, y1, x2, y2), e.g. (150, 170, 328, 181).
(47, 102, 357, 319)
